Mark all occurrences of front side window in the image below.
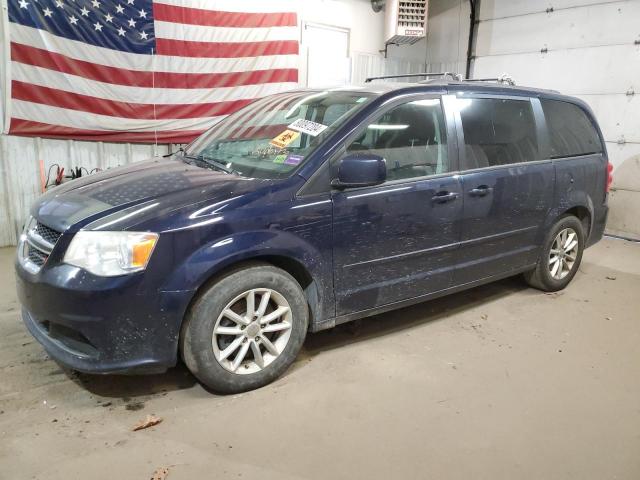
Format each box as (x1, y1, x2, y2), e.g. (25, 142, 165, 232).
(456, 97, 540, 170)
(541, 99, 603, 158)
(346, 98, 449, 181)
(185, 91, 375, 179)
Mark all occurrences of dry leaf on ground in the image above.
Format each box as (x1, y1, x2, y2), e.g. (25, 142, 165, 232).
(132, 414, 162, 431)
(150, 466, 170, 480)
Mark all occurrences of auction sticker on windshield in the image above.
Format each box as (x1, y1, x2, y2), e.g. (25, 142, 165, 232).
(288, 119, 328, 137)
(270, 130, 300, 149)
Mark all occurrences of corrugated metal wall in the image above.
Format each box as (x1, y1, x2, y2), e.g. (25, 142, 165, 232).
(0, 136, 169, 246)
(472, 0, 640, 239)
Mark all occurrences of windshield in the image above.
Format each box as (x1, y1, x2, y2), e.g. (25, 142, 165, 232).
(184, 90, 376, 179)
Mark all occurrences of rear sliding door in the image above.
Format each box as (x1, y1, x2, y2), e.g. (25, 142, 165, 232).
(452, 95, 555, 284)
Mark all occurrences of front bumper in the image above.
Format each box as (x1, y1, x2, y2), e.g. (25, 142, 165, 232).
(16, 260, 194, 374)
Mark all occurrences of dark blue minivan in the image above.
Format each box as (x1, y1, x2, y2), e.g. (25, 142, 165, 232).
(16, 79, 611, 393)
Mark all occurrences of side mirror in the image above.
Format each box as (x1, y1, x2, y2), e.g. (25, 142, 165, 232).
(331, 153, 387, 189)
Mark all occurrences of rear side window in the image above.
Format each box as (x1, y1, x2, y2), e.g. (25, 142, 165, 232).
(457, 97, 540, 169)
(541, 99, 603, 158)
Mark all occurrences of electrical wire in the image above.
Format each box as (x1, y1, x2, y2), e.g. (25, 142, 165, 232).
(44, 163, 60, 189)
(44, 164, 103, 190)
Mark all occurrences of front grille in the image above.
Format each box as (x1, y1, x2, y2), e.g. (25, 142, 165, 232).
(19, 217, 63, 273)
(34, 222, 62, 245)
(27, 246, 48, 266)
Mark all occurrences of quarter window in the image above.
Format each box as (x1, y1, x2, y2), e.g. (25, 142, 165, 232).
(541, 99, 603, 158)
(346, 98, 449, 181)
(457, 97, 540, 169)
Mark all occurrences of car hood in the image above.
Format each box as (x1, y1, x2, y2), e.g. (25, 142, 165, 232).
(33, 157, 271, 232)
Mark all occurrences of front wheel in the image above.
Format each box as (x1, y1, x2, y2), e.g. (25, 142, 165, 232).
(181, 263, 308, 393)
(524, 215, 585, 292)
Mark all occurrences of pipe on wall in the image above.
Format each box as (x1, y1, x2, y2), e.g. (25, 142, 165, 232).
(465, 0, 478, 79)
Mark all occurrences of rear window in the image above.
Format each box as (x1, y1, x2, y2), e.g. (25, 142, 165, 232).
(456, 97, 540, 170)
(541, 99, 603, 158)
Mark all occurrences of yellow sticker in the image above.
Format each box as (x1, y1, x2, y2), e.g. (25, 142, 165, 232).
(270, 129, 300, 149)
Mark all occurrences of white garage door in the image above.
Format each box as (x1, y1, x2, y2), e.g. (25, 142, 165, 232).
(472, 0, 640, 239)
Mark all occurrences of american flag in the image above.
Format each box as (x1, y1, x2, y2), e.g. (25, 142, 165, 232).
(6, 0, 299, 143)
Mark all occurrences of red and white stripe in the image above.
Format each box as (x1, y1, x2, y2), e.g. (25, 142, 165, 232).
(8, 0, 300, 143)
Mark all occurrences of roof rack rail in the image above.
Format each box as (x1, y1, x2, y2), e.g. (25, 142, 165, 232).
(364, 72, 463, 83)
(463, 75, 516, 86)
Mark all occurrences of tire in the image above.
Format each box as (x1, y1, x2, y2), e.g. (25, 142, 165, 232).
(181, 263, 308, 394)
(524, 215, 585, 292)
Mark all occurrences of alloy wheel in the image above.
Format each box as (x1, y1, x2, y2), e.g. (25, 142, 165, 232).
(548, 227, 579, 280)
(212, 288, 293, 375)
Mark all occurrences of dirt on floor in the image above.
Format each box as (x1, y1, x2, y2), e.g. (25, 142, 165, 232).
(0, 237, 639, 480)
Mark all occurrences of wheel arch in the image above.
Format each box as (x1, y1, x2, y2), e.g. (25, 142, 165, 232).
(178, 254, 320, 360)
(563, 205, 591, 238)
(174, 237, 329, 347)
(188, 254, 318, 319)
(545, 194, 595, 243)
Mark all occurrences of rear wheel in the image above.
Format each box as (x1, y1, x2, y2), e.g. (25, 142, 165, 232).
(181, 264, 308, 393)
(524, 215, 585, 292)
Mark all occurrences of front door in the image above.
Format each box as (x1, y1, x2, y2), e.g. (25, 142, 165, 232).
(452, 96, 554, 284)
(331, 96, 462, 316)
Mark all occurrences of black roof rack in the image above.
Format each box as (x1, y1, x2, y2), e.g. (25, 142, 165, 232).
(363, 72, 518, 87)
(364, 72, 462, 83)
(462, 75, 516, 86)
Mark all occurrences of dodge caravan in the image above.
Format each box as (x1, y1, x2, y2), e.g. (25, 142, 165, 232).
(16, 78, 611, 393)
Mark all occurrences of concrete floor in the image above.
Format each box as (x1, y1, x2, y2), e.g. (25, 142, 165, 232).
(0, 238, 639, 480)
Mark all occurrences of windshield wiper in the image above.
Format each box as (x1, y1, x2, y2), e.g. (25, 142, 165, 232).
(163, 146, 185, 158)
(183, 153, 237, 175)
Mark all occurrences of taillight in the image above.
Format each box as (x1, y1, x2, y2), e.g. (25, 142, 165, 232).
(606, 162, 614, 193)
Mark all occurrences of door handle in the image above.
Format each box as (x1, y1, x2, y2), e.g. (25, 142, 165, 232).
(469, 185, 493, 197)
(431, 191, 459, 204)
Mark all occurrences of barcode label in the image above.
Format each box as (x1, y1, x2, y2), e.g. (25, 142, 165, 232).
(288, 119, 328, 137)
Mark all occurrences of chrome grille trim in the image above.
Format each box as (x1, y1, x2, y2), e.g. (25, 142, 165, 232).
(26, 232, 54, 255)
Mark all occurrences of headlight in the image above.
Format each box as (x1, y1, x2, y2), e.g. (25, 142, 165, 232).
(64, 231, 159, 277)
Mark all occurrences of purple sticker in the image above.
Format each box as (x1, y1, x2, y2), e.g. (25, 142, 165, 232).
(284, 154, 304, 165)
